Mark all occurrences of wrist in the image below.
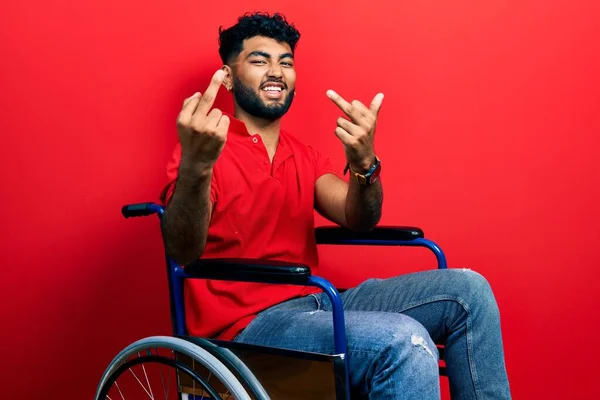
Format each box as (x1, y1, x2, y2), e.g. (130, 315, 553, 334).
(349, 155, 376, 174)
(345, 155, 381, 186)
(179, 156, 214, 179)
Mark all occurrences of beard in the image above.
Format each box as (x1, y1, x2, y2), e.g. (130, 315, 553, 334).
(232, 76, 295, 121)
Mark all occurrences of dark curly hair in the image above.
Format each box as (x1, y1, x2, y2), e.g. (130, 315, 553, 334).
(218, 12, 301, 64)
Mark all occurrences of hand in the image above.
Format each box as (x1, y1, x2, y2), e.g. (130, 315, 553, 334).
(327, 89, 384, 172)
(176, 70, 230, 171)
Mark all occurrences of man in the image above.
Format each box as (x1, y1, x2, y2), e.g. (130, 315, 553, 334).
(161, 12, 511, 399)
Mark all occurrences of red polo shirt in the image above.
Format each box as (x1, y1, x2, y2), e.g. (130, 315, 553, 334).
(161, 114, 339, 340)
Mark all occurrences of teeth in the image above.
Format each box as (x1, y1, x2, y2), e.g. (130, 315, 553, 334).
(263, 86, 282, 92)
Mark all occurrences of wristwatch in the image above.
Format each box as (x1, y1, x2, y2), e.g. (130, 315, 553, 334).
(344, 156, 381, 186)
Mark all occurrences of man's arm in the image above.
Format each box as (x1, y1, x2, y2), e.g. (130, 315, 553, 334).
(162, 69, 229, 265)
(163, 164, 213, 265)
(315, 171, 382, 232)
(315, 89, 384, 231)
(345, 169, 383, 231)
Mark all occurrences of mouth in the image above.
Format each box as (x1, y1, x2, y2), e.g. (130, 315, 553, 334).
(260, 82, 287, 100)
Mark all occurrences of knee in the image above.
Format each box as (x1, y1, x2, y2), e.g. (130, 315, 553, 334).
(451, 269, 500, 315)
(349, 315, 440, 397)
(377, 317, 440, 387)
(377, 315, 439, 363)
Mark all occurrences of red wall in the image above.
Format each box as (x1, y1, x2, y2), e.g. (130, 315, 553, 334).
(2, 0, 599, 398)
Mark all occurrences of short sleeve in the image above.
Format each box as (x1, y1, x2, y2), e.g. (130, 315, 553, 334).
(159, 143, 219, 205)
(308, 145, 341, 182)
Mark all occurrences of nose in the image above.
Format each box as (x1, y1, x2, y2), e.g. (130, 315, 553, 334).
(267, 63, 283, 78)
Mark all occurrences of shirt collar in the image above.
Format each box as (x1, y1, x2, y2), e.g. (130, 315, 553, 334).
(224, 112, 252, 138)
(223, 113, 289, 151)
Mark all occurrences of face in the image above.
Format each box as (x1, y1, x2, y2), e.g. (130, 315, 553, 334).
(226, 36, 296, 121)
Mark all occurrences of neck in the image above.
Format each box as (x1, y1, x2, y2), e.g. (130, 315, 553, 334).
(233, 106, 281, 138)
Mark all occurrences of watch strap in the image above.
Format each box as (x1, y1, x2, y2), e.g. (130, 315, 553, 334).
(344, 156, 381, 185)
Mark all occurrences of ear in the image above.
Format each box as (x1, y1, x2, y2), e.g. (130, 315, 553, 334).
(221, 65, 233, 92)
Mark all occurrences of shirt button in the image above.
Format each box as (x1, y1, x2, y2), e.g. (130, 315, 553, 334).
(252, 137, 258, 144)
(263, 160, 268, 164)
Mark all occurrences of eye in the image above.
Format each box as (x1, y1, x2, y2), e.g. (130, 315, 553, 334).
(281, 61, 294, 67)
(250, 60, 267, 65)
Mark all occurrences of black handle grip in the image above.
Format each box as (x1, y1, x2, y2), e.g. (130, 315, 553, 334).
(122, 203, 152, 218)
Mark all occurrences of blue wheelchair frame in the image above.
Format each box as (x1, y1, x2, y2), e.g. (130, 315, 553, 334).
(123, 202, 448, 399)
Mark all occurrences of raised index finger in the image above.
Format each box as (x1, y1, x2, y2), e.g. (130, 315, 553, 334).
(196, 70, 225, 115)
(326, 90, 361, 123)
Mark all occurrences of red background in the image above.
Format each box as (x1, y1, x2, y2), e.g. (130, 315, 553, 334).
(2, 0, 599, 398)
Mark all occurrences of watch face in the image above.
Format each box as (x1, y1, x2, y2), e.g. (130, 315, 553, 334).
(369, 165, 381, 183)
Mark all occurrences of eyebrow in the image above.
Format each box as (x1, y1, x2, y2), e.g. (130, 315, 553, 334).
(247, 51, 294, 60)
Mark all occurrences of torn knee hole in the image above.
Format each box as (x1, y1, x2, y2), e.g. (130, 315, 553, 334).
(411, 334, 435, 359)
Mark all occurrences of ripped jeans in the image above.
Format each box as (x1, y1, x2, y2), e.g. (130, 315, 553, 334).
(233, 269, 511, 399)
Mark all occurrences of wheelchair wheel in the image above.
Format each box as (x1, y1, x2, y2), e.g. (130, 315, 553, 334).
(95, 336, 260, 400)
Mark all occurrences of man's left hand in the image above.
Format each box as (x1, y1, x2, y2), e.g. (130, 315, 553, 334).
(327, 89, 384, 173)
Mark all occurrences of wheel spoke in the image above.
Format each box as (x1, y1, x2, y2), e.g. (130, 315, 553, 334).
(158, 348, 173, 400)
(202, 372, 212, 400)
(141, 358, 155, 399)
(165, 361, 172, 400)
(113, 381, 126, 400)
(129, 367, 154, 398)
(158, 356, 167, 400)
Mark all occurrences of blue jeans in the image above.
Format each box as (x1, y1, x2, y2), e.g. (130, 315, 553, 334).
(233, 269, 511, 399)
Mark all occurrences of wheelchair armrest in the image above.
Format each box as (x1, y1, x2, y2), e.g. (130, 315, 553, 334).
(315, 226, 447, 269)
(315, 226, 424, 244)
(180, 259, 348, 358)
(184, 258, 311, 285)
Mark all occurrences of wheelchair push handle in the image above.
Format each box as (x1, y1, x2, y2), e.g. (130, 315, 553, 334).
(121, 203, 165, 218)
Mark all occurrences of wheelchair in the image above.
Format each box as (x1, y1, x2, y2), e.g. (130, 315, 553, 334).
(95, 202, 449, 399)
